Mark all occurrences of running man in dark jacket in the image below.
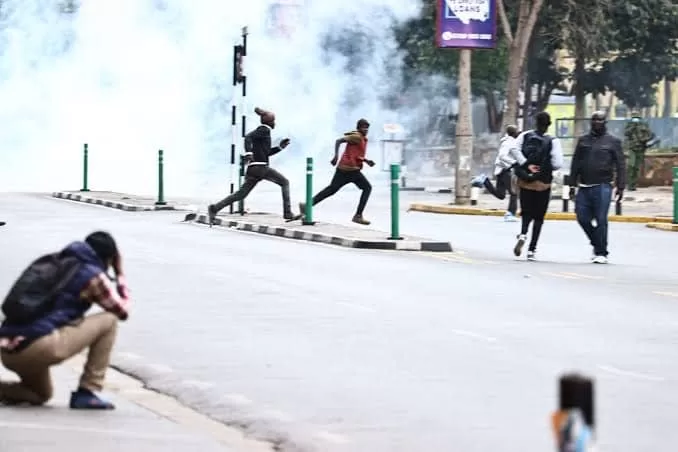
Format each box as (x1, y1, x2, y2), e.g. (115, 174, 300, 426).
(207, 107, 300, 223)
(569, 111, 626, 264)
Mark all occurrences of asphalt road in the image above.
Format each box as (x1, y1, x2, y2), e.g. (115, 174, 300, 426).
(1, 191, 677, 452)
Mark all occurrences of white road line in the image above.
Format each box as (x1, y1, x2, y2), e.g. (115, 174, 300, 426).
(222, 393, 254, 406)
(0, 421, 196, 441)
(145, 363, 174, 374)
(261, 409, 295, 422)
(314, 430, 350, 444)
(336, 301, 376, 312)
(597, 365, 666, 382)
(653, 291, 678, 298)
(181, 379, 214, 389)
(450, 329, 497, 343)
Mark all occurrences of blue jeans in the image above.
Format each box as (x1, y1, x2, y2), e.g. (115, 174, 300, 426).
(575, 184, 612, 256)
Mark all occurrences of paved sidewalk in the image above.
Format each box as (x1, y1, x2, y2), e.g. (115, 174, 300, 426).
(409, 187, 674, 224)
(0, 360, 271, 452)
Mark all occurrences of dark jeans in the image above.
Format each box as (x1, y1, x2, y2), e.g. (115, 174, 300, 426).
(575, 183, 612, 257)
(213, 165, 291, 215)
(484, 169, 518, 215)
(519, 188, 551, 252)
(312, 168, 372, 216)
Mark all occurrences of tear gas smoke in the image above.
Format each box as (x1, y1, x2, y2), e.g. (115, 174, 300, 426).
(0, 0, 420, 198)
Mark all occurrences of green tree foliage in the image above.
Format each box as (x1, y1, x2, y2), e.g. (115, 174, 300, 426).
(395, 0, 510, 131)
(599, 0, 678, 109)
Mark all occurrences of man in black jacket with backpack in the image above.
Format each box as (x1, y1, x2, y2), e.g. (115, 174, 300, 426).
(512, 112, 564, 261)
(569, 111, 625, 264)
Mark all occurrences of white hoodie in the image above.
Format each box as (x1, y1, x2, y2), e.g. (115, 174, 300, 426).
(493, 134, 526, 176)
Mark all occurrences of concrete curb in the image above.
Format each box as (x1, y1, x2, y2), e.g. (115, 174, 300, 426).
(190, 214, 453, 252)
(400, 187, 452, 194)
(52, 191, 176, 212)
(408, 203, 673, 224)
(646, 222, 678, 232)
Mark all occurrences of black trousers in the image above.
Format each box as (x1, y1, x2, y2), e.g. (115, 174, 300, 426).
(312, 168, 372, 216)
(484, 169, 518, 215)
(519, 188, 551, 252)
(213, 165, 291, 215)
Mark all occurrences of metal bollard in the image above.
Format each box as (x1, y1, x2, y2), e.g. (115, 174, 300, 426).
(155, 150, 167, 206)
(470, 186, 479, 206)
(80, 143, 90, 192)
(389, 163, 402, 240)
(615, 199, 622, 216)
(302, 157, 315, 225)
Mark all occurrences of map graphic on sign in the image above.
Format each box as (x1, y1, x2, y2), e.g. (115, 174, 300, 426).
(444, 0, 490, 25)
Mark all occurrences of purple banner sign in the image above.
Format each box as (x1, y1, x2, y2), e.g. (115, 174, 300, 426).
(436, 0, 497, 49)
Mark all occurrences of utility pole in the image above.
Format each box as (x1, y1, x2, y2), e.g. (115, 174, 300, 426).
(436, 0, 497, 205)
(454, 49, 473, 205)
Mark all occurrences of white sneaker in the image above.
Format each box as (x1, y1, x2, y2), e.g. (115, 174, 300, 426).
(504, 212, 518, 222)
(527, 251, 536, 261)
(514, 234, 526, 256)
(592, 255, 608, 264)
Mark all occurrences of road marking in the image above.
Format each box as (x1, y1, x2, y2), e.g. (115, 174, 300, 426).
(181, 379, 214, 389)
(145, 363, 174, 374)
(653, 291, 678, 298)
(597, 365, 666, 382)
(0, 421, 198, 440)
(222, 393, 254, 406)
(261, 409, 295, 422)
(314, 430, 350, 444)
(560, 272, 603, 280)
(450, 329, 497, 343)
(542, 271, 581, 280)
(336, 301, 376, 312)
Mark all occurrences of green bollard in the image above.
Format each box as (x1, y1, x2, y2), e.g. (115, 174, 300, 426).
(673, 167, 678, 224)
(80, 143, 89, 192)
(389, 163, 402, 240)
(155, 149, 167, 206)
(302, 157, 315, 225)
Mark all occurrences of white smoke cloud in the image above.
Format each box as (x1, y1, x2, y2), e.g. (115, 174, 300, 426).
(0, 0, 420, 198)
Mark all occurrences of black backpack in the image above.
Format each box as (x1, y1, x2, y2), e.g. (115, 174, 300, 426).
(2, 253, 82, 325)
(515, 131, 553, 181)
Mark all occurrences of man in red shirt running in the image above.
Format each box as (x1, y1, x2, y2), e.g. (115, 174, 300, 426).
(300, 119, 374, 225)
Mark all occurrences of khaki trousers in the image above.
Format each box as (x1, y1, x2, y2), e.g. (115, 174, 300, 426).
(0, 312, 118, 405)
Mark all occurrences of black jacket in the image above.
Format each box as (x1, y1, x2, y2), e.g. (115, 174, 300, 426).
(244, 125, 282, 165)
(569, 132, 626, 190)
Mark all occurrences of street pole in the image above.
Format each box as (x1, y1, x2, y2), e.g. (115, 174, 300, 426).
(155, 149, 167, 206)
(454, 48, 474, 205)
(237, 26, 248, 216)
(229, 43, 239, 214)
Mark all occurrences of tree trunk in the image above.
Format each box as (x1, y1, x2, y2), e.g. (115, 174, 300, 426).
(484, 91, 502, 133)
(663, 79, 672, 118)
(573, 56, 588, 136)
(454, 49, 474, 205)
(503, 45, 524, 132)
(498, 0, 545, 131)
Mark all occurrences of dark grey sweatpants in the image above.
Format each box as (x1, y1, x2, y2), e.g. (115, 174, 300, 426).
(213, 165, 291, 215)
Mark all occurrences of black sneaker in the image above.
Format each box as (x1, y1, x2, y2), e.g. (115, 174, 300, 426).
(514, 234, 526, 256)
(207, 205, 217, 227)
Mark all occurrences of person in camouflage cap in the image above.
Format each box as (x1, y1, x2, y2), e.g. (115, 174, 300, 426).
(623, 112, 653, 191)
